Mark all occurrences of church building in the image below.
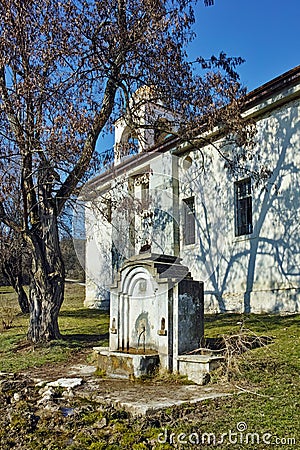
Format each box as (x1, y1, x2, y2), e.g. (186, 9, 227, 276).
(83, 66, 300, 315)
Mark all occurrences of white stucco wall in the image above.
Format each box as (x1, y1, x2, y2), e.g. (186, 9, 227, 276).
(84, 198, 112, 308)
(178, 97, 300, 313)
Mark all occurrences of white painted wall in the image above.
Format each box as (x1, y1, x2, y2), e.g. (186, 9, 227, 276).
(84, 198, 112, 308)
(178, 97, 300, 313)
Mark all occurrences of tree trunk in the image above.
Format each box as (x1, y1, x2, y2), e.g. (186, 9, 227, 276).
(28, 269, 64, 342)
(15, 276, 30, 314)
(27, 186, 65, 343)
(2, 264, 30, 314)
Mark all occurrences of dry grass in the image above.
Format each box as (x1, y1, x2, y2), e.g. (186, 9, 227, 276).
(0, 283, 109, 373)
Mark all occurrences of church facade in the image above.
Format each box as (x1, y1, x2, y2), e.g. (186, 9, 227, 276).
(83, 66, 300, 314)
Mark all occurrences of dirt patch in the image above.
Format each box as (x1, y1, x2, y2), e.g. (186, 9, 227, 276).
(0, 349, 241, 449)
(20, 348, 93, 381)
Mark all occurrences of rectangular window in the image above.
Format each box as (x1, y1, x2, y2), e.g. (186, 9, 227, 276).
(235, 178, 253, 236)
(141, 180, 149, 209)
(183, 197, 195, 245)
(104, 198, 112, 223)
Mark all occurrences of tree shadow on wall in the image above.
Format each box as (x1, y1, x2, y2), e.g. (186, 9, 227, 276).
(191, 106, 300, 313)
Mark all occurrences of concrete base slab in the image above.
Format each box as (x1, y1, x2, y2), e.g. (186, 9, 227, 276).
(78, 379, 234, 416)
(115, 390, 232, 416)
(68, 364, 97, 377)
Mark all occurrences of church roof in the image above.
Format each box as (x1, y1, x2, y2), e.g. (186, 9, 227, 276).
(89, 65, 300, 189)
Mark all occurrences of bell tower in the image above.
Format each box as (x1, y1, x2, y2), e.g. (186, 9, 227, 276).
(114, 86, 177, 164)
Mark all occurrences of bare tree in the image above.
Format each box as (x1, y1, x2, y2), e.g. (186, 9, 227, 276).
(0, 226, 30, 313)
(0, 0, 251, 343)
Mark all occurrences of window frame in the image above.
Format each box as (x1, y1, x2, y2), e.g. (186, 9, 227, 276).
(234, 178, 253, 237)
(182, 196, 196, 245)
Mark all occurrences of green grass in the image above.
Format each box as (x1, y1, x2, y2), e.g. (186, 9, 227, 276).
(100, 313, 299, 449)
(0, 283, 109, 372)
(190, 313, 300, 448)
(75, 312, 300, 449)
(0, 286, 299, 448)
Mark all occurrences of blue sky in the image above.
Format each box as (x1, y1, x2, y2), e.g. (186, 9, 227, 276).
(98, 0, 299, 151)
(192, 0, 300, 90)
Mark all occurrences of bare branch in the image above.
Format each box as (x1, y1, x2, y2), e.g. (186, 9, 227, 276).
(0, 67, 25, 147)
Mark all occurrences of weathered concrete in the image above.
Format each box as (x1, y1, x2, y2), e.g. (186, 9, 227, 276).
(177, 355, 224, 385)
(94, 347, 159, 380)
(19, 361, 235, 417)
(68, 364, 97, 377)
(78, 379, 234, 416)
(94, 347, 224, 385)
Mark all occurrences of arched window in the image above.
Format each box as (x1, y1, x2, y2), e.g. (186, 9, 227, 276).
(154, 118, 171, 144)
(182, 155, 193, 170)
(116, 127, 139, 160)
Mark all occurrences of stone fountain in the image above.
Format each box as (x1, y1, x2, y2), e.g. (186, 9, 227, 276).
(94, 253, 222, 383)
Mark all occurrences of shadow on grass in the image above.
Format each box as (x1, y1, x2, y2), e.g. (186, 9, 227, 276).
(53, 332, 109, 349)
(62, 332, 109, 343)
(204, 313, 300, 332)
(59, 309, 108, 318)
